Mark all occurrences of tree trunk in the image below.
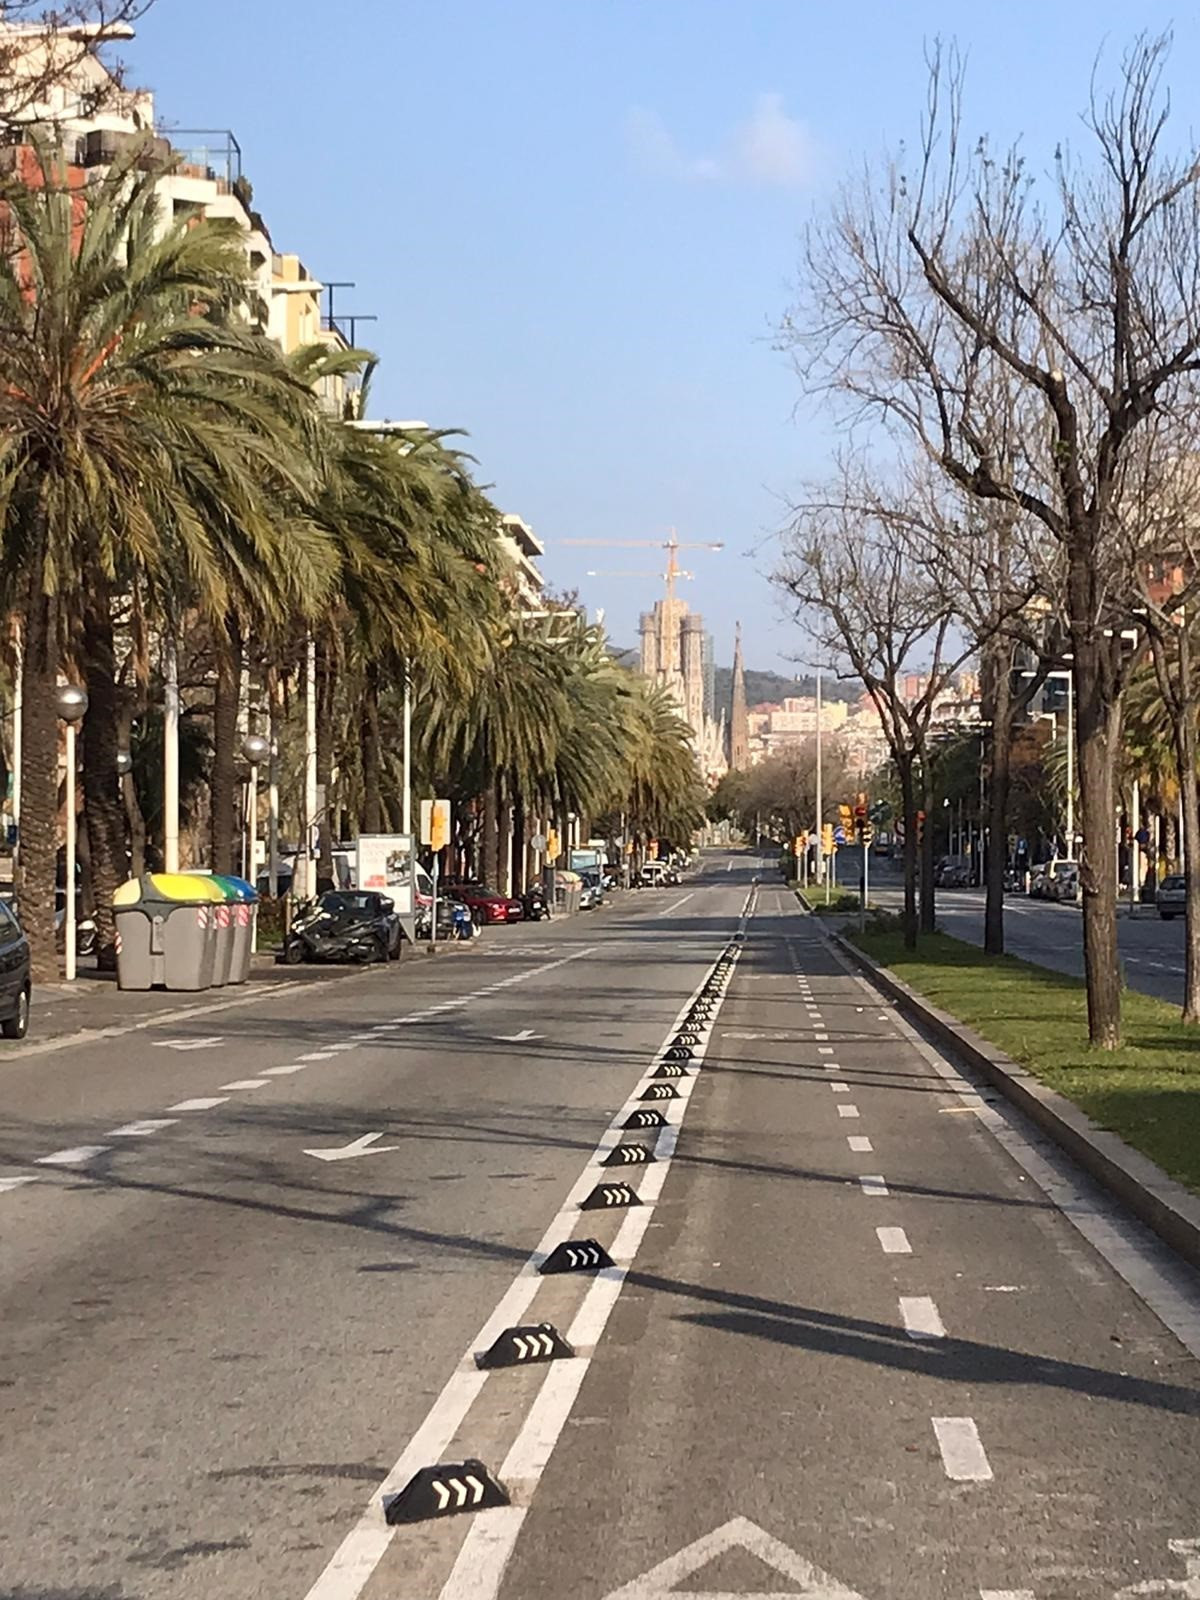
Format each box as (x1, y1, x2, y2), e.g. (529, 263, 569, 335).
(919, 752, 936, 935)
(81, 586, 128, 969)
(362, 662, 382, 836)
(511, 792, 526, 895)
(316, 641, 335, 890)
(898, 755, 918, 949)
(17, 589, 58, 983)
(1073, 628, 1122, 1049)
(983, 662, 1014, 957)
(210, 616, 240, 874)
(481, 783, 500, 887)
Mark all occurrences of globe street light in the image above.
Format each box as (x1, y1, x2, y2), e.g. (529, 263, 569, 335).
(241, 733, 270, 883)
(55, 684, 88, 982)
(116, 750, 133, 777)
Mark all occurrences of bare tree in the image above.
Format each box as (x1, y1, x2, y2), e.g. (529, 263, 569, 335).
(782, 35, 1200, 1047)
(776, 500, 973, 947)
(0, 3, 153, 130)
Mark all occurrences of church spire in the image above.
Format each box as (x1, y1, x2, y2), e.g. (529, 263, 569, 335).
(729, 622, 749, 770)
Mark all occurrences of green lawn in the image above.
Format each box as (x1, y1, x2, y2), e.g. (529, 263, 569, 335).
(851, 928, 1200, 1195)
(805, 887, 863, 917)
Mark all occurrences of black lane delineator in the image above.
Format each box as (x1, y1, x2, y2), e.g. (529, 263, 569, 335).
(540, 1238, 614, 1274)
(603, 1142, 656, 1167)
(673, 1031, 701, 1046)
(383, 1459, 509, 1524)
(581, 1180, 641, 1210)
(664, 1044, 694, 1061)
(641, 1082, 681, 1101)
(652, 1061, 690, 1078)
(623, 1107, 667, 1129)
(476, 1321, 575, 1368)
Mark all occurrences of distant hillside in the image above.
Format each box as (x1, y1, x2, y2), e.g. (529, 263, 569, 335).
(610, 648, 860, 719)
(713, 665, 861, 720)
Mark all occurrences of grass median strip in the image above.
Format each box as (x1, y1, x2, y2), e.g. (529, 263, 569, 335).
(851, 928, 1200, 1197)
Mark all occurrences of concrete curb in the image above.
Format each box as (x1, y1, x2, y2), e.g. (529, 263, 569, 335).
(829, 928, 1200, 1274)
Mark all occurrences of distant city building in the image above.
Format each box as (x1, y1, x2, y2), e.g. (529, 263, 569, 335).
(638, 594, 726, 783)
(728, 623, 749, 772)
(496, 514, 545, 612)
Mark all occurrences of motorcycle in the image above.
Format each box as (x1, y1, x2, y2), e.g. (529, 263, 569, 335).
(519, 885, 551, 921)
(282, 898, 390, 965)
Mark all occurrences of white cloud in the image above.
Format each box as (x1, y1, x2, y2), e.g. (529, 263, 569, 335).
(624, 94, 816, 189)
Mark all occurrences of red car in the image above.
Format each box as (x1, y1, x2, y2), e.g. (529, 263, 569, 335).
(445, 881, 524, 925)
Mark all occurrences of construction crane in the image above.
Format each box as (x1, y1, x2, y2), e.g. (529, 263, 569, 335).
(559, 529, 723, 607)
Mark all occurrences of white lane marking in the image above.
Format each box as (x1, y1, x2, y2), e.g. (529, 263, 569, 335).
(263, 1064, 309, 1076)
(877, 1227, 911, 1254)
(837, 1104, 860, 1118)
(35, 1145, 107, 1166)
(595, 1515, 870, 1600)
(305, 938, 745, 1600)
(825, 1063, 843, 1072)
(814, 1032, 829, 1041)
(154, 1035, 224, 1051)
(0, 1174, 39, 1193)
(831, 1082, 850, 1093)
(900, 1296, 946, 1339)
(657, 892, 695, 918)
(304, 1132, 399, 1163)
(980, 1592, 1035, 1599)
(495, 1029, 543, 1042)
(168, 1096, 230, 1112)
(848, 1135, 873, 1152)
(818, 1046, 834, 1055)
(299, 1051, 337, 1062)
(859, 1174, 889, 1196)
(107, 1119, 179, 1138)
(326, 1042, 360, 1052)
(219, 1078, 269, 1091)
(932, 1416, 993, 1480)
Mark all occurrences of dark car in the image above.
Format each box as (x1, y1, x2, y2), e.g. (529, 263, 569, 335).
(0, 897, 31, 1038)
(282, 890, 400, 965)
(445, 881, 523, 926)
(1158, 874, 1187, 920)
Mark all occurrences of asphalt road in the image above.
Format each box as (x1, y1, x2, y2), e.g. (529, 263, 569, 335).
(867, 866, 1189, 1008)
(2, 854, 1199, 1600)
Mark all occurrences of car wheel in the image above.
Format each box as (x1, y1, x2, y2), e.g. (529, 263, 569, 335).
(2, 984, 30, 1040)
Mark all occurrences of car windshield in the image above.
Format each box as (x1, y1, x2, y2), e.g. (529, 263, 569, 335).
(1162, 877, 1186, 890)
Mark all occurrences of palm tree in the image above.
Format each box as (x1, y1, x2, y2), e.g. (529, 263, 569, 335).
(0, 141, 333, 973)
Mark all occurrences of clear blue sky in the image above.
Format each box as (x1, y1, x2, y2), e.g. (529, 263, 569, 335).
(133, 0, 1200, 673)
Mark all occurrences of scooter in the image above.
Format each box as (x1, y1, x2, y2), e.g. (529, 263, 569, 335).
(282, 901, 388, 965)
(519, 885, 551, 921)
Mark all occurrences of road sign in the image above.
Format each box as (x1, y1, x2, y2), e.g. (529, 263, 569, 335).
(530, 832, 547, 852)
(834, 825, 847, 846)
(601, 1515, 868, 1598)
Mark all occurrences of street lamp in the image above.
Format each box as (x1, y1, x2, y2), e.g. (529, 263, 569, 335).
(1023, 669, 1075, 852)
(241, 732, 270, 883)
(116, 750, 132, 777)
(56, 684, 87, 982)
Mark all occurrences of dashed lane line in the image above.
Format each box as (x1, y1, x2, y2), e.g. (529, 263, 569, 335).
(876, 1226, 911, 1255)
(167, 1096, 229, 1113)
(107, 1119, 179, 1138)
(859, 1174, 889, 1196)
(837, 1104, 860, 1119)
(219, 1078, 270, 1091)
(899, 1296, 946, 1340)
(848, 1135, 873, 1153)
(35, 1146, 108, 1167)
(932, 1416, 993, 1481)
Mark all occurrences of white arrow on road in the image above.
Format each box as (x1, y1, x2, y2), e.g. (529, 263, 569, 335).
(602, 1514, 868, 1598)
(155, 1036, 224, 1051)
(303, 1132, 398, 1163)
(494, 1029, 543, 1042)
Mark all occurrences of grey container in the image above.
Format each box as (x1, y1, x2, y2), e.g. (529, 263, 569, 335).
(115, 898, 217, 992)
(210, 899, 235, 988)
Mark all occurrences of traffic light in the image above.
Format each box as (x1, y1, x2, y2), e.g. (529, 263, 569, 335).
(838, 803, 853, 838)
(916, 810, 926, 843)
(821, 822, 834, 856)
(854, 795, 868, 841)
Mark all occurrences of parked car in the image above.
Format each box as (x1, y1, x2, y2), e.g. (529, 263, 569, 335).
(0, 897, 30, 1038)
(445, 881, 523, 926)
(1029, 858, 1076, 900)
(1050, 863, 1080, 903)
(1158, 874, 1187, 920)
(281, 890, 400, 965)
(637, 861, 667, 888)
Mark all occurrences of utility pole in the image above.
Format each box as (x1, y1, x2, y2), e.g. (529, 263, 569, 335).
(815, 668, 824, 896)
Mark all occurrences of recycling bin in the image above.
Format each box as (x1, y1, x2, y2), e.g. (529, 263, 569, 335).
(112, 873, 224, 991)
(209, 886, 236, 988)
(214, 875, 258, 985)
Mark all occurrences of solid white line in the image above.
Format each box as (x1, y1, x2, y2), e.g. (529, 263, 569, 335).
(980, 1591, 1035, 1599)
(304, 940, 743, 1600)
(107, 1119, 179, 1138)
(932, 1416, 992, 1480)
(0, 1175, 38, 1193)
(219, 1078, 269, 1091)
(859, 1174, 888, 1196)
(168, 1097, 229, 1112)
(263, 1064, 309, 1076)
(658, 892, 695, 918)
(876, 1226, 911, 1254)
(848, 1135, 873, 1152)
(35, 1145, 107, 1166)
(900, 1296, 945, 1339)
(837, 1104, 860, 1118)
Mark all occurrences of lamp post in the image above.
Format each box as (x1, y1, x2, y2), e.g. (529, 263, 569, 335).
(241, 733, 269, 883)
(56, 684, 87, 982)
(1024, 668, 1075, 853)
